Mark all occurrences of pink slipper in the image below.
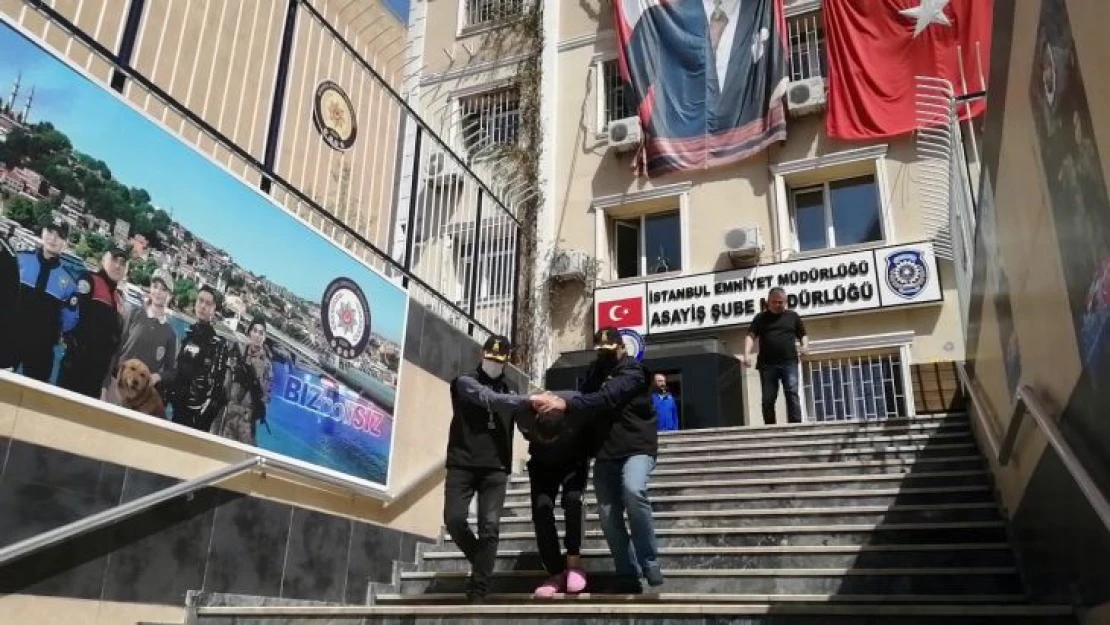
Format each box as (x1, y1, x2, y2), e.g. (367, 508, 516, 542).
(565, 568, 587, 594)
(534, 574, 564, 598)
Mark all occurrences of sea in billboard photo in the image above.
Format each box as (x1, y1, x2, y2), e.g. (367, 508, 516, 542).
(0, 20, 407, 488)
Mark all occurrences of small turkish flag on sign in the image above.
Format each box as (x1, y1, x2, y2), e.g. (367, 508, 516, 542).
(597, 297, 644, 328)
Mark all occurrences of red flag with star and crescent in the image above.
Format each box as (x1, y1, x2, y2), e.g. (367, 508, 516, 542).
(823, 0, 992, 140)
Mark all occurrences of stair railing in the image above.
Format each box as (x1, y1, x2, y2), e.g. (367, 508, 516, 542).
(955, 361, 1110, 535)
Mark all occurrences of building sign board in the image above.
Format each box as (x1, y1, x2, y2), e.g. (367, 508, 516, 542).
(594, 242, 943, 335)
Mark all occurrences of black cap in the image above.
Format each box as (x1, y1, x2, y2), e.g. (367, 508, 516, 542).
(594, 326, 623, 350)
(44, 217, 69, 238)
(106, 243, 130, 259)
(482, 334, 511, 363)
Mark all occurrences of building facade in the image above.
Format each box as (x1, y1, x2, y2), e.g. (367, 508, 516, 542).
(413, 0, 977, 426)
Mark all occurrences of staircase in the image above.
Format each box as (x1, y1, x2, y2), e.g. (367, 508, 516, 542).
(187, 412, 1078, 623)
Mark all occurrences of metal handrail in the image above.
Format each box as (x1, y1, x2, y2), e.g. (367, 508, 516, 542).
(954, 361, 1001, 459)
(956, 362, 1110, 536)
(0, 453, 391, 568)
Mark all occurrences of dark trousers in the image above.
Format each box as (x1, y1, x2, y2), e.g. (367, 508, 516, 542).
(760, 363, 802, 425)
(528, 458, 588, 575)
(11, 343, 55, 382)
(443, 467, 508, 597)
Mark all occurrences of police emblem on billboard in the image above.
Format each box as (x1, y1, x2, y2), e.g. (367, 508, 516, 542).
(619, 328, 646, 362)
(321, 277, 371, 359)
(312, 81, 358, 151)
(885, 249, 929, 299)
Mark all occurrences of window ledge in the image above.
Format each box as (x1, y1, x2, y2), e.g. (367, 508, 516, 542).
(600, 270, 684, 288)
(785, 240, 888, 261)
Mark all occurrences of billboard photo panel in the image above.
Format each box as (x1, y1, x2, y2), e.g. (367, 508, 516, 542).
(0, 19, 407, 491)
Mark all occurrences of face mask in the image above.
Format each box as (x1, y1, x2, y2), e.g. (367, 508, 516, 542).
(481, 360, 505, 378)
(597, 350, 619, 368)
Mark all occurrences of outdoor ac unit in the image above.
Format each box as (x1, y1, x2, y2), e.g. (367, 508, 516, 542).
(786, 76, 827, 117)
(550, 249, 590, 283)
(724, 226, 763, 267)
(606, 117, 642, 153)
(425, 151, 461, 187)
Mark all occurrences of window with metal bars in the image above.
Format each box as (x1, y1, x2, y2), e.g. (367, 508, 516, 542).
(802, 351, 908, 422)
(787, 11, 827, 81)
(601, 59, 636, 129)
(456, 233, 516, 306)
(463, 0, 525, 30)
(458, 87, 521, 155)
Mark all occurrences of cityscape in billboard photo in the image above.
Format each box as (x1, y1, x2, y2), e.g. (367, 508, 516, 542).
(0, 22, 407, 486)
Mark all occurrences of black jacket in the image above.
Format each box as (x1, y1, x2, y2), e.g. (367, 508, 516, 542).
(167, 321, 233, 429)
(446, 369, 528, 472)
(569, 355, 657, 460)
(58, 270, 124, 391)
(516, 389, 590, 467)
(0, 238, 18, 367)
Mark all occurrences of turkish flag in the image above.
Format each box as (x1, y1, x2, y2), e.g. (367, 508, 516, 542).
(597, 297, 644, 328)
(823, 0, 992, 140)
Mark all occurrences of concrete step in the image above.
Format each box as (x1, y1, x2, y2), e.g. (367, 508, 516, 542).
(656, 430, 974, 456)
(418, 543, 1018, 573)
(502, 484, 994, 515)
(657, 419, 970, 448)
(650, 442, 978, 467)
(191, 597, 1078, 625)
(657, 413, 968, 438)
(465, 502, 1004, 533)
(507, 469, 992, 499)
(507, 457, 986, 489)
(454, 521, 1010, 551)
(397, 567, 1025, 596)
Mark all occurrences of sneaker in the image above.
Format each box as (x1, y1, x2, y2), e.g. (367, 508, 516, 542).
(533, 573, 565, 599)
(565, 568, 587, 594)
(644, 566, 665, 587)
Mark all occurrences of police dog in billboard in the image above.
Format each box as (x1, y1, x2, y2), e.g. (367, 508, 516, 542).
(117, 359, 166, 418)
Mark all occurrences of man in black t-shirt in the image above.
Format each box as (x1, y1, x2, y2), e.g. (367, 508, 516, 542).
(743, 287, 809, 424)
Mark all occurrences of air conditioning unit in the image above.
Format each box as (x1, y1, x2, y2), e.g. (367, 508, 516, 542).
(786, 76, 827, 117)
(425, 151, 462, 188)
(724, 226, 763, 267)
(550, 249, 591, 283)
(606, 117, 642, 153)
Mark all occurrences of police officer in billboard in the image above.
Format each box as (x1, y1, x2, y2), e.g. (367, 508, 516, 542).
(7, 218, 80, 381)
(443, 335, 532, 603)
(57, 245, 130, 398)
(0, 232, 19, 369)
(166, 284, 233, 431)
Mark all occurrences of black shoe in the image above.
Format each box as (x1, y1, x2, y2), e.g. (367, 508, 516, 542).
(644, 566, 665, 587)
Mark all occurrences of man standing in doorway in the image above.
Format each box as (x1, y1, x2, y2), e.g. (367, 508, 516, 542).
(743, 287, 808, 424)
(651, 373, 679, 432)
(443, 335, 531, 603)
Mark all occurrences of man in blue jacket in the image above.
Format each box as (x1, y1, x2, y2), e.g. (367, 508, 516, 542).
(8, 218, 79, 381)
(651, 373, 679, 432)
(534, 327, 663, 593)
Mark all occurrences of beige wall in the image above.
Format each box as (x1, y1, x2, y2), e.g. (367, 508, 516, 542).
(963, 0, 1109, 525)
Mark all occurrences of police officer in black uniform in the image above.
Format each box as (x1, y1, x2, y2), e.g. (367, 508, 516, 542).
(166, 284, 232, 431)
(0, 231, 20, 369)
(57, 245, 130, 398)
(9, 218, 80, 381)
(443, 335, 531, 603)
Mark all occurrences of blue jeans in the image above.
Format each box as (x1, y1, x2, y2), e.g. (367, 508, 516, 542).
(760, 363, 802, 424)
(592, 454, 660, 578)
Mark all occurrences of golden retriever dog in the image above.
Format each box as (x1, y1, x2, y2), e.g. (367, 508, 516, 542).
(116, 359, 166, 418)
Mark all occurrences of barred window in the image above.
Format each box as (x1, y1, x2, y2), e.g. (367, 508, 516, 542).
(463, 0, 524, 30)
(601, 59, 636, 127)
(803, 351, 908, 422)
(787, 11, 827, 81)
(458, 87, 521, 154)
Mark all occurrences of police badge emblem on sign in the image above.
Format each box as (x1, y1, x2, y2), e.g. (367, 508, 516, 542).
(885, 249, 929, 300)
(321, 277, 372, 360)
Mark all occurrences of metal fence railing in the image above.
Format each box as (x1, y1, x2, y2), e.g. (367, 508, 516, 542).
(803, 352, 909, 421)
(6, 0, 521, 341)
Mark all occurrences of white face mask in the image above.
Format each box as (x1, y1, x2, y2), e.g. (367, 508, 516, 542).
(481, 360, 505, 378)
